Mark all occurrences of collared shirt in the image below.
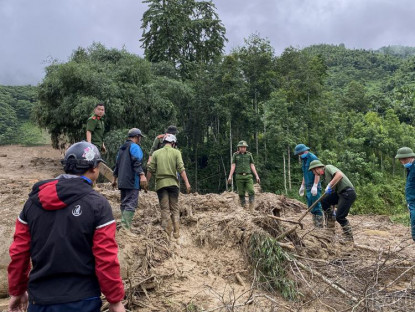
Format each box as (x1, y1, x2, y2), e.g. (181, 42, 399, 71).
(301, 152, 321, 189)
(324, 165, 354, 194)
(148, 145, 185, 191)
(86, 115, 105, 147)
(232, 152, 254, 174)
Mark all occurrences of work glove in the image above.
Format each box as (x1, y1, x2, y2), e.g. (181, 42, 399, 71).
(311, 183, 318, 196)
(140, 180, 148, 193)
(299, 184, 305, 196)
(325, 184, 333, 194)
(227, 177, 232, 185)
(256, 175, 260, 184)
(112, 179, 117, 189)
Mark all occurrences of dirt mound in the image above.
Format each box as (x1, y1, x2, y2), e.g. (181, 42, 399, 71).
(1, 145, 415, 311)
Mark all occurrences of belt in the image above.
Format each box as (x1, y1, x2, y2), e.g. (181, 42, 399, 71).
(237, 173, 250, 176)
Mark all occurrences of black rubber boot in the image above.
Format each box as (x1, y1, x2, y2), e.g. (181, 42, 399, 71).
(341, 221, 354, 242)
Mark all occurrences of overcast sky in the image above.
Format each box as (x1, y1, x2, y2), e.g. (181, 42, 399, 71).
(1, 0, 415, 85)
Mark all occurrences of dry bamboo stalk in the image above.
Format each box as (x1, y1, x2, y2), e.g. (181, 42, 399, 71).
(235, 273, 245, 286)
(267, 214, 304, 229)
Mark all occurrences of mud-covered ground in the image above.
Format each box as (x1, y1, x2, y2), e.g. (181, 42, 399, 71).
(1, 145, 415, 311)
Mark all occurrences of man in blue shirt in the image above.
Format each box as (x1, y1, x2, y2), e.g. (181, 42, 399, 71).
(395, 147, 415, 241)
(294, 144, 324, 228)
(113, 128, 147, 230)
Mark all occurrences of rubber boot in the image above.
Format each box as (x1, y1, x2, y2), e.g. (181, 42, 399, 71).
(248, 195, 255, 212)
(341, 222, 354, 242)
(312, 214, 324, 228)
(122, 211, 135, 230)
(172, 215, 180, 239)
(239, 195, 246, 209)
(160, 210, 172, 238)
(325, 207, 336, 229)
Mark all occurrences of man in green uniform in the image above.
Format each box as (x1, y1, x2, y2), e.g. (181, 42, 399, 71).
(309, 160, 356, 241)
(86, 103, 106, 153)
(147, 125, 178, 165)
(146, 134, 191, 239)
(227, 141, 260, 212)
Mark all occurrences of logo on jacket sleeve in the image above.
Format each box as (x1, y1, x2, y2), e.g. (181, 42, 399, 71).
(72, 205, 82, 216)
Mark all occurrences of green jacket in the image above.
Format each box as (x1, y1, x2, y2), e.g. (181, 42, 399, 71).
(86, 115, 104, 147)
(148, 145, 185, 191)
(232, 151, 254, 174)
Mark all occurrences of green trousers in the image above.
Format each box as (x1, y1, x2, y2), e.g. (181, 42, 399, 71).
(235, 174, 255, 197)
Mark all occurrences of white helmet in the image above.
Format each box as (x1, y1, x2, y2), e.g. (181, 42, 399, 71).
(163, 134, 177, 143)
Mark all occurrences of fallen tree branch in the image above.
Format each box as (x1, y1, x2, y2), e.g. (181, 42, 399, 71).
(267, 214, 304, 229)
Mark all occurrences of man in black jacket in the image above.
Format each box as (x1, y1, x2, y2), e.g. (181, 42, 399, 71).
(8, 141, 125, 312)
(112, 128, 147, 230)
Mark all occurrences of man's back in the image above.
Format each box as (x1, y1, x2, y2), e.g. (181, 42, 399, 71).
(9, 175, 121, 305)
(149, 146, 185, 190)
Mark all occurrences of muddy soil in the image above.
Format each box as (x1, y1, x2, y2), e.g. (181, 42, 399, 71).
(1, 145, 415, 311)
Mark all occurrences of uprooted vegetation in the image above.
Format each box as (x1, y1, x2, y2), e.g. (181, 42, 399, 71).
(97, 184, 415, 312)
(1, 145, 415, 311)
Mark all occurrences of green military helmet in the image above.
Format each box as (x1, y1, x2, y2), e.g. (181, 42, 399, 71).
(237, 140, 249, 147)
(395, 147, 415, 159)
(308, 160, 325, 171)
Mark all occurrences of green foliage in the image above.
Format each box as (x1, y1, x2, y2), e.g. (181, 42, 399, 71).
(141, 0, 227, 77)
(353, 176, 406, 215)
(390, 213, 411, 226)
(19, 122, 50, 146)
(6, 38, 415, 222)
(0, 102, 18, 144)
(0, 85, 39, 145)
(248, 233, 297, 300)
(35, 43, 188, 148)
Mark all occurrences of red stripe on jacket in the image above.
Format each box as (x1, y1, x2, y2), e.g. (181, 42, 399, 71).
(92, 222, 125, 303)
(8, 219, 31, 296)
(38, 180, 66, 210)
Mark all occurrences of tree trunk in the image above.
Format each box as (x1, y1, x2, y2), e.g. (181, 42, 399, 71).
(287, 145, 292, 191)
(194, 145, 198, 192)
(264, 123, 267, 163)
(283, 153, 287, 195)
(230, 119, 233, 192)
(255, 90, 259, 158)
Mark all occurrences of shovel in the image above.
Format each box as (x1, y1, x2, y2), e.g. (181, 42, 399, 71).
(276, 179, 339, 241)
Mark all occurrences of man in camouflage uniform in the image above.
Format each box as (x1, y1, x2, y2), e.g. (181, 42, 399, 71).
(147, 125, 178, 165)
(86, 103, 106, 153)
(228, 141, 260, 212)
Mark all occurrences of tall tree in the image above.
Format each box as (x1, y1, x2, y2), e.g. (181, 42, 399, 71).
(140, 0, 227, 76)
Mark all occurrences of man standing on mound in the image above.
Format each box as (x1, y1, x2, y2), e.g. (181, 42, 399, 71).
(228, 140, 260, 212)
(113, 128, 147, 231)
(147, 134, 191, 239)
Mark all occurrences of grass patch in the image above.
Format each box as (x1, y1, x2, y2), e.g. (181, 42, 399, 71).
(390, 213, 410, 226)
